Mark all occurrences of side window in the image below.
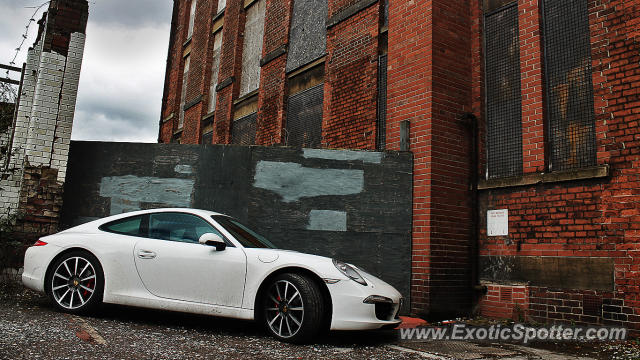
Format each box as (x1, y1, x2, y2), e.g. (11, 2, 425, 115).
(148, 212, 225, 244)
(100, 215, 146, 237)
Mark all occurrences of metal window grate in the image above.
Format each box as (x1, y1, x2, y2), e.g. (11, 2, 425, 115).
(286, 83, 324, 148)
(542, 0, 596, 171)
(485, 4, 523, 178)
(231, 113, 257, 145)
(583, 294, 602, 317)
(377, 54, 388, 150)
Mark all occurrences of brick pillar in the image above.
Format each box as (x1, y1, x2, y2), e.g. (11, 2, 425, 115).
(255, 0, 293, 146)
(387, 0, 474, 319)
(519, 0, 545, 173)
(323, 0, 379, 149)
(213, 0, 245, 144)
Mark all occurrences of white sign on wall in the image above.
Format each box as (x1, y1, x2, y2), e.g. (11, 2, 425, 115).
(487, 209, 508, 236)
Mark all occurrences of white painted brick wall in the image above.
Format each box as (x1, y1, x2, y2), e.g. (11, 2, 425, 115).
(0, 31, 85, 219)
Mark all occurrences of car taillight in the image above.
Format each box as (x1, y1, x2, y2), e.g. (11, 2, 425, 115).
(33, 240, 47, 246)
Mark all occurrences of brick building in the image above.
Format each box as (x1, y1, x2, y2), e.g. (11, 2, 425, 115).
(159, 0, 640, 329)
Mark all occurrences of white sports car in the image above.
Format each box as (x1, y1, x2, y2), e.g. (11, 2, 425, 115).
(22, 208, 403, 343)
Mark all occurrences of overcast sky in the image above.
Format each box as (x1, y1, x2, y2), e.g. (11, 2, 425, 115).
(0, 0, 172, 142)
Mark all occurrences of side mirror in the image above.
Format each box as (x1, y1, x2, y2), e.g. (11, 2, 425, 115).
(199, 233, 226, 251)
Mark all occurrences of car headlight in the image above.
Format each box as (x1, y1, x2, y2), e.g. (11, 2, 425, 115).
(333, 259, 367, 286)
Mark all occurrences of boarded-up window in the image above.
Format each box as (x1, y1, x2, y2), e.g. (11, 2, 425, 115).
(377, 54, 388, 150)
(543, 0, 596, 171)
(217, 0, 226, 12)
(188, 0, 197, 39)
(231, 113, 257, 145)
(202, 131, 213, 145)
(285, 0, 327, 72)
(382, 0, 389, 28)
(239, 0, 265, 97)
(485, 4, 523, 178)
(208, 31, 223, 113)
(179, 55, 190, 129)
(287, 84, 324, 148)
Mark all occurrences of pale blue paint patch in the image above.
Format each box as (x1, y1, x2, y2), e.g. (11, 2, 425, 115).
(302, 149, 383, 164)
(174, 165, 193, 174)
(308, 210, 347, 231)
(253, 161, 364, 202)
(100, 175, 195, 215)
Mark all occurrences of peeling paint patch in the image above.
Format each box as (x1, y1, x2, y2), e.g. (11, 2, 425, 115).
(253, 161, 363, 202)
(174, 165, 193, 174)
(100, 175, 194, 215)
(303, 149, 383, 164)
(308, 210, 347, 231)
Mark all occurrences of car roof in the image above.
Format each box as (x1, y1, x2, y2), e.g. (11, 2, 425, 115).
(67, 208, 229, 232)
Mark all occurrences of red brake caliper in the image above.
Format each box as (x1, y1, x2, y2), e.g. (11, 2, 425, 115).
(83, 279, 93, 297)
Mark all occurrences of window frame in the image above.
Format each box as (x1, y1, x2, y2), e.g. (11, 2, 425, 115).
(99, 214, 148, 238)
(98, 211, 235, 247)
(147, 211, 232, 245)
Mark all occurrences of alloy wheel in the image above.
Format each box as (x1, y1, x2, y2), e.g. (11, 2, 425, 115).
(265, 279, 305, 338)
(51, 256, 97, 310)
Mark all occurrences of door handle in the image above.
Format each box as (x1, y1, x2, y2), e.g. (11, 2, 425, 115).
(137, 250, 156, 259)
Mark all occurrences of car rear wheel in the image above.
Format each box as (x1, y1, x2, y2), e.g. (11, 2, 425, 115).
(45, 250, 104, 314)
(261, 273, 325, 343)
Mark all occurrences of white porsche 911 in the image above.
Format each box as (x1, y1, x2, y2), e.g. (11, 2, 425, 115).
(22, 208, 403, 343)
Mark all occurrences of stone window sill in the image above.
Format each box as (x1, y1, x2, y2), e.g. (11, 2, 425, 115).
(478, 165, 609, 190)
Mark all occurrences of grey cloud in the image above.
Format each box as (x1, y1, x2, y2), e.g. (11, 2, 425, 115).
(88, 0, 172, 27)
(72, 109, 158, 142)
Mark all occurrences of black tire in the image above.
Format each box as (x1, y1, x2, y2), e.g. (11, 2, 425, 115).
(260, 273, 325, 343)
(45, 250, 104, 314)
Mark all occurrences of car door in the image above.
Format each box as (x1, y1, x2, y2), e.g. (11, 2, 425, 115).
(133, 212, 247, 307)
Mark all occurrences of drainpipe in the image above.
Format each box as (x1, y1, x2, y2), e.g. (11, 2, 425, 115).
(460, 113, 482, 308)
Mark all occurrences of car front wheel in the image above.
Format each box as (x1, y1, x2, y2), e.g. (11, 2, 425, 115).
(45, 250, 104, 314)
(261, 273, 325, 343)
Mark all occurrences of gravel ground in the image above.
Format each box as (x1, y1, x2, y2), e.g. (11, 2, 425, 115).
(0, 281, 420, 360)
(3, 280, 640, 360)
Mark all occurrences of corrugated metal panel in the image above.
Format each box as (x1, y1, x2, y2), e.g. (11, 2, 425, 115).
(485, 4, 523, 178)
(377, 54, 388, 150)
(543, 0, 596, 171)
(286, 83, 324, 148)
(231, 112, 257, 145)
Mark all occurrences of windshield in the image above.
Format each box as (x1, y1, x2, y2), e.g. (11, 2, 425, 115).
(212, 216, 277, 249)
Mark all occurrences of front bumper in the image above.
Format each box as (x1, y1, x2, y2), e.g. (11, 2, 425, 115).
(327, 274, 403, 330)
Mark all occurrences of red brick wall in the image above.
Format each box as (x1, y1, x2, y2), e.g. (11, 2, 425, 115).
(44, 0, 89, 56)
(478, 284, 529, 321)
(323, 3, 379, 149)
(213, 0, 246, 144)
(387, 0, 434, 316)
(387, 0, 474, 318)
(159, 0, 189, 143)
(255, 0, 293, 146)
(428, 0, 474, 318)
(477, 0, 640, 331)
